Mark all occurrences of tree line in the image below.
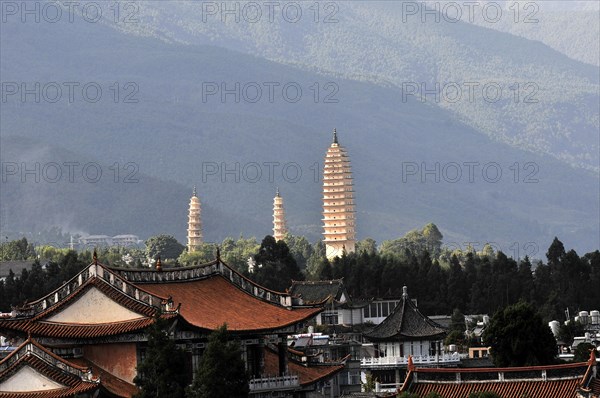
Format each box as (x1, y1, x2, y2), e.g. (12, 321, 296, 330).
(1, 231, 599, 323)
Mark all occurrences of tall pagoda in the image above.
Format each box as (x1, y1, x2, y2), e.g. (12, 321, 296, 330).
(187, 186, 202, 252)
(273, 188, 288, 242)
(322, 129, 356, 260)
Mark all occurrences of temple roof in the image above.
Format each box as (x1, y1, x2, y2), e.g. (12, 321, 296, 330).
(141, 274, 321, 332)
(364, 286, 446, 341)
(399, 356, 599, 398)
(263, 347, 344, 387)
(0, 263, 174, 339)
(289, 280, 346, 304)
(69, 358, 138, 398)
(112, 259, 323, 333)
(0, 338, 98, 397)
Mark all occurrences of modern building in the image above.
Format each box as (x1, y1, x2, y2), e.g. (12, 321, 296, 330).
(187, 186, 203, 252)
(322, 129, 355, 260)
(0, 253, 346, 397)
(273, 188, 288, 242)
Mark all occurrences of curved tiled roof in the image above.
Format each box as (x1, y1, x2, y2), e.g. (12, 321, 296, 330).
(263, 347, 344, 387)
(69, 358, 138, 398)
(0, 339, 98, 398)
(399, 360, 596, 398)
(365, 288, 446, 341)
(289, 280, 345, 304)
(142, 275, 321, 332)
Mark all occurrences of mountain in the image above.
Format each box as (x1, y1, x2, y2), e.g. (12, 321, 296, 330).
(467, 1, 599, 67)
(0, 3, 598, 254)
(101, 0, 600, 172)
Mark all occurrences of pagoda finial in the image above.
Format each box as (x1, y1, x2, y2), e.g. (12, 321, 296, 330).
(402, 285, 408, 299)
(93, 249, 98, 265)
(276, 187, 280, 197)
(333, 128, 338, 144)
(192, 185, 197, 197)
(156, 256, 162, 272)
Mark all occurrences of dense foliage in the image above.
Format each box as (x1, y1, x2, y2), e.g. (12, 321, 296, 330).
(482, 301, 558, 366)
(188, 325, 249, 398)
(1, 236, 598, 325)
(133, 316, 189, 398)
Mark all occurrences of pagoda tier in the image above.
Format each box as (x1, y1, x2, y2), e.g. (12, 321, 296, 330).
(273, 188, 288, 242)
(322, 129, 355, 260)
(187, 187, 203, 252)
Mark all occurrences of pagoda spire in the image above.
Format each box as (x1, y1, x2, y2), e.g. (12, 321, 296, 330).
(187, 187, 203, 252)
(322, 128, 355, 260)
(273, 188, 288, 242)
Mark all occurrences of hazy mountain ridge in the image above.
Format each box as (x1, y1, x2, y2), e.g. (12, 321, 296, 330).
(101, 0, 599, 173)
(1, 13, 598, 253)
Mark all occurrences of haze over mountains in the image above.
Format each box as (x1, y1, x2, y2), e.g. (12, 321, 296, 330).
(0, 1, 598, 255)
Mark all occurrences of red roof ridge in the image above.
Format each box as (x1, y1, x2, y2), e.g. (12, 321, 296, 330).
(0, 336, 94, 379)
(28, 277, 159, 322)
(413, 360, 591, 373)
(20, 262, 172, 320)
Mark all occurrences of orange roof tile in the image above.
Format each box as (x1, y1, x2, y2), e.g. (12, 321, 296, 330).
(263, 348, 344, 387)
(69, 358, 138, 398)
(400, 361, 594, 398)
(142, 275, 321, 332)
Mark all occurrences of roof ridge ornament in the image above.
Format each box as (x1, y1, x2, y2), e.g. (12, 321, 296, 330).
(93, 249, 98, 265)
(403, 285, 408, 299)
(156, 256, 162, 272)
(216, 246, 221, 261)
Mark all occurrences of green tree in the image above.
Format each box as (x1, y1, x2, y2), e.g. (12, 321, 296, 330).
(249, 236, 303, 291)
(178, 243, 218, 265)
(145, 235, 185, 261)
(424, 393, 444, 398)
(188, 324, 249, 398)
(483, 301, 557, 367)
(133, 316, 188, 398)
(355, 238, 377, 255)
(573, 343, 595, 362)
(398, 392, 419, 398)
(467, 393, 501, 398)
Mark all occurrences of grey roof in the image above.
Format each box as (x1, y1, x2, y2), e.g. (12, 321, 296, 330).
(289, 280, 346, 304)
(365, 287, 447, 341)
(0, 260, 34, 278)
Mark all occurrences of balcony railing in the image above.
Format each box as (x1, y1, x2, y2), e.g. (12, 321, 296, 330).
(361, 353, 460, 367)
(249, 375, 299, 392)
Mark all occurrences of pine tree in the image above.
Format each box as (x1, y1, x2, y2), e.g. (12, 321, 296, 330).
(188, 325, 249, 398)
(133, 316, 189, 398)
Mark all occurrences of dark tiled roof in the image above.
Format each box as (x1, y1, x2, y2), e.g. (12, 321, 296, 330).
(400, 361, 595, 398)
(142, 275, 322, 332)
(365, 289, 446, 341)
(0, 339, 99, 398)
(289, 280, 345, 304)
(263, 347, 344, 387)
